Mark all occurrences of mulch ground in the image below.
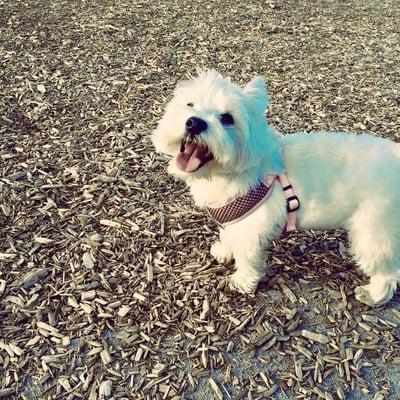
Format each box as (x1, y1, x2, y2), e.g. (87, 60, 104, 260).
(1, 1, 400, 399)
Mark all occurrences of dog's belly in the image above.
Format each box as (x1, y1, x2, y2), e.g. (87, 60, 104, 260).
(296, 198, 354, 230)
(294, 183, 359, 230)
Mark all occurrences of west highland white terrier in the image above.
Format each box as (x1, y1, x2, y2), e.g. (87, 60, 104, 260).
(152, 70, 400, 306)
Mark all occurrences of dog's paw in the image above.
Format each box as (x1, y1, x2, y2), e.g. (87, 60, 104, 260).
(228, 272, 257, 294)
(354, 285, 384, 307)
(354, 285, 375, 306)
(355, 283, 395, 307)
(210, 241, 233, 263)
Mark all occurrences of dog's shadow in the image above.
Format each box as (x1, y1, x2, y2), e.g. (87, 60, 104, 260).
(256, 230, 364, 300)
(256, 229, 400, 309)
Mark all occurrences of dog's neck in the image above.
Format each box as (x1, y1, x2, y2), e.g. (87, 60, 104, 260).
(188, 158, 281, 208)
(178, 126, 284, 208)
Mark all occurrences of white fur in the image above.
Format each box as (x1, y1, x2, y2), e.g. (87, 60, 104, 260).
(152, 70, 400, 306)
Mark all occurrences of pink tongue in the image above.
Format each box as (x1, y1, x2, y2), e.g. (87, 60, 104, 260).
(176, 142, 204, 172)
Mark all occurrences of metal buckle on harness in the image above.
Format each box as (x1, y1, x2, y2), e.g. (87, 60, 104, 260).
(286, 195, 300, 213)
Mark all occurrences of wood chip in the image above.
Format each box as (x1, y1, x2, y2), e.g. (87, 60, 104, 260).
(34, 236, 53, 244)
(133, 292, 147, 302)
(300, 330, 330, 344)
(18, 268, 49, 289)
(249, 331, 274, 347)
(208, 378, 223, 400)
(99, 380, 112, 399)
(100, 348, 112, 365)
(100, 219, 121, 228)
(264, 384, 278, 397)
(0, 388, 16, 398)
(58, 376, 72, 392)
(200, 297, 210, 320)
(36, 321, 60, 335)
(280, 283, 297, 303)
(0, 280, 6, 296)
(81, 290, 96, 301)
(117, 305, 131, 318)
(82, 252, 95, 269)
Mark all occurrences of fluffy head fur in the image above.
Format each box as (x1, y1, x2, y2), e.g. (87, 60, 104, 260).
(152, 70, 282, 182)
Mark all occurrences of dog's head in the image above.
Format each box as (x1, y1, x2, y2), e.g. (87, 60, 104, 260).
(152, 70, 281, 180)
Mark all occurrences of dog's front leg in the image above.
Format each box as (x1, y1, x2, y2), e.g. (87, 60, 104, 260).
(210, 228, 233, 263)
(229, 237, 267, 294)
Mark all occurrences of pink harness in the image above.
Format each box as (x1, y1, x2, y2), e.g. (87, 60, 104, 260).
(206, 174, 300, 236)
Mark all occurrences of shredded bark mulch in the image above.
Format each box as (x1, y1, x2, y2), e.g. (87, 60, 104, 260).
(1, 1, 399, 399)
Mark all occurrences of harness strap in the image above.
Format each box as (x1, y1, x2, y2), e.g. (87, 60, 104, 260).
(207, 173, 300, 233)
(277, 174, 300, 233)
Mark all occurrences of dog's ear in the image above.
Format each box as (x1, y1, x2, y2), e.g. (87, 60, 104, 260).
(243, 77, 269, 112)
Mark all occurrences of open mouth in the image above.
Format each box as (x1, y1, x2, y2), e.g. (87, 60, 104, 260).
(175, 137, 213, 173)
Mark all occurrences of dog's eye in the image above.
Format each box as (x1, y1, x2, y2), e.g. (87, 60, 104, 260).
(220, 113, 234, 125)
(187, 102, 194, 107)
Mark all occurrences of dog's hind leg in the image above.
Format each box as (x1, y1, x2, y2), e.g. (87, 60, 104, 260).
(348, 199, 400, 306)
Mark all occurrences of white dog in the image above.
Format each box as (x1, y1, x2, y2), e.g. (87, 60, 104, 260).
(152, 70, 400, 306)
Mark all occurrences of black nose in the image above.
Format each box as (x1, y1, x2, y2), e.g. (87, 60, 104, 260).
(185, 117, 208, 136)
